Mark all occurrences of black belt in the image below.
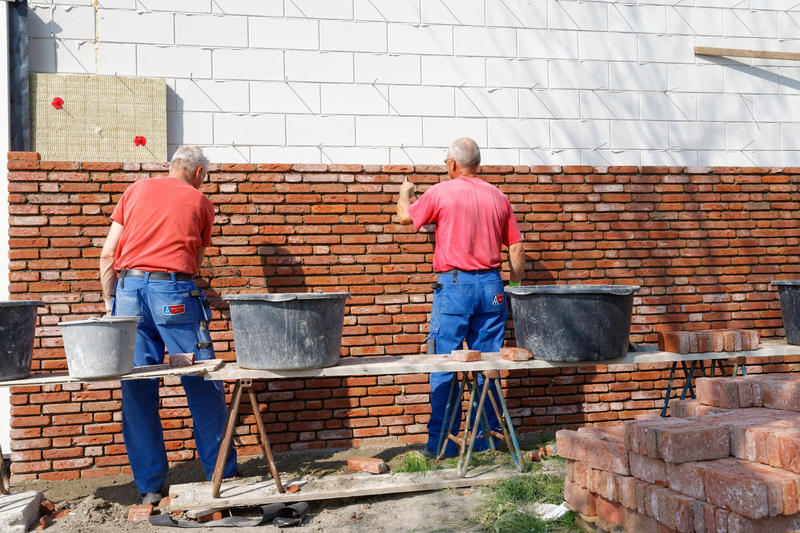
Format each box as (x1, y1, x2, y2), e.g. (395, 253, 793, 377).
(120, 269, 193, 281)
(440, 268, 498, 274)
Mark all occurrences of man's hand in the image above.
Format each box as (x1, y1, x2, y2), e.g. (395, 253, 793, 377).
(399, 179, 416, 198)
(396, 177, 416, 225)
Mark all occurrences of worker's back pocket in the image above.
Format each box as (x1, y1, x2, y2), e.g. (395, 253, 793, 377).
(439, 283, 476, 315)
(148, 288, 197, 325)
(481, 281, 507, 314)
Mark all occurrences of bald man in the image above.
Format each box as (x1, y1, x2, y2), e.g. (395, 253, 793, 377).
(396, 137, 525, 457)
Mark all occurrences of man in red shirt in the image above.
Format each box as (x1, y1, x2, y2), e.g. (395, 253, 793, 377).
(99, 146, 237, 505)
(396, 137, 525, 457)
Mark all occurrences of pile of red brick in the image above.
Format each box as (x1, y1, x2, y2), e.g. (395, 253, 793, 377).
(657, 329, 759, 354)
(557, 373, 800, 533)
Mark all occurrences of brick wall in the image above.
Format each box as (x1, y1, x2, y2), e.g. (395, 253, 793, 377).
(25, 0, 800, 166)
(7, 151, 800, 482)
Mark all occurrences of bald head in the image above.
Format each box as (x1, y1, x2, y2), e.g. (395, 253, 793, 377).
(447, 137, 481, 173)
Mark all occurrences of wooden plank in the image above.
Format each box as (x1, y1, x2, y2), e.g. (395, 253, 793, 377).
(169, 466, 521, 511)
(0, 359, 223, 387)
(695, 46, 800, 62)
(205, 342, 800, 380)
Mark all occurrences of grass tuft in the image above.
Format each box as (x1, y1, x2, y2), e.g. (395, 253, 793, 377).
(473, 474, 575, 533)
(390, 451, 434, 473)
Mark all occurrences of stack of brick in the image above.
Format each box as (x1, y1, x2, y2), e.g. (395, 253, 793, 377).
(557, 373, 800, 533)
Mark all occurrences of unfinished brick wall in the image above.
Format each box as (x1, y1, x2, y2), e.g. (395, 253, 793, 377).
(7, 151, 800, 482)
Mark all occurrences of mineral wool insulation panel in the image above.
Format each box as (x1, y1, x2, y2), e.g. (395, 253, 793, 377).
(30, 73, 167, 162)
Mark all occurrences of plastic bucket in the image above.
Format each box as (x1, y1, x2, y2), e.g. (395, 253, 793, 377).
(0, 301, 44, 380)
(59, 316, 140, 379)
(505, 285, 640, 362)
(224, 292, 350, 370)
(772, 280, 800, 344)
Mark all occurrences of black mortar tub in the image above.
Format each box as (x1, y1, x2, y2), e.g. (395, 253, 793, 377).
(771, 280, 800, 344)
(0, 300, 44, 380)
(505, 285, 640, 362)
(224, 292, 350, 370)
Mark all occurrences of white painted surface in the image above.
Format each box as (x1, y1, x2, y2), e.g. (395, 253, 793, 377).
(21, 0, 800, 165)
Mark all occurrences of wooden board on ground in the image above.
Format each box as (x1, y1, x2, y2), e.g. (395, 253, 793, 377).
(169, 466, 522, 511)
(575, 512, 624, 533)
(206, 341, 800, 380)
(0, 359, 224, 387)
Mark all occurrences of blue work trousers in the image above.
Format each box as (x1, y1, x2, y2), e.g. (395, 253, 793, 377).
(426, 269, 506, 457)
(113, 274, 237, 494)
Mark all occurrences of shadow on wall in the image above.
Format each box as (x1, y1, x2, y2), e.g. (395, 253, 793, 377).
(166, 88, 184, 160)
(700, 55, 800, 92)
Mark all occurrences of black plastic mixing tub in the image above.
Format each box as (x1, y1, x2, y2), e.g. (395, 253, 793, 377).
(771, 280, 800, 344)
(505, 285, 640, 362)
(224, 292, 350, 370)
(0, 300, 44, 380)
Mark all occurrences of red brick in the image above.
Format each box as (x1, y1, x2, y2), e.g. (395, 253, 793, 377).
(594, 496, 624, 527)
(658, 424, 730, 463)
(9, 151, 41, 160)
(198, 511, 224, 522)
(33, 515, 51, 530)
(699, 458, 770, 519)
(744, 461, 800, 516)
(658, 331, 697, 354)
(556, 429, 629, 475)
(665, 462, 705, 501)
(564, 480, 595, 516)
(347, 456, 388, 474)
(696, 377, 740, 409)
(629, 452, 668, 487)
(449, 349, 481, 362)
(127, 504, 154, 522)
(500, 347, 532, 361)
(623, 508, 659, 533)
(755, 376, 800, 412)
(740, 330, 759, 350)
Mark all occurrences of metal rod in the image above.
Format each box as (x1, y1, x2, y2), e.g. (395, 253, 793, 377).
(680, 360, 698, 400)
(491, 376, 524, 471)
(459, 373, 491, 477)
(211, 380, 244, 498)
(456, 373, 479, 474)
(661, 361, 678, 417)
(484, 376, 518, 469)
(246, 385, 284, 494)
(436, 374, 464, 460)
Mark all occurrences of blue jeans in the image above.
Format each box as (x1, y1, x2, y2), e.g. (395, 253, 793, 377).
(113, 274, 237, 494)
(426, 269, 506, 456)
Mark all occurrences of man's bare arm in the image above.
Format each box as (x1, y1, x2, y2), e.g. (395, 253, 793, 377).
(508, 241, 526, 283)
(99, 221, 124, 313)
(396, 179, 416, 225)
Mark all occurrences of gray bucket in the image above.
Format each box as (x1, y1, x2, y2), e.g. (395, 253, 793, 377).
(224, 292, 350, 370)
(505, 285, 640, 362)
(59, 316, 140, 379)
(0, 300, 44, 380)
(771, 280, 800, 344)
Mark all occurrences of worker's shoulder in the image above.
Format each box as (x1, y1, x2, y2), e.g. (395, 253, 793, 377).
(460, 176, 510, 197)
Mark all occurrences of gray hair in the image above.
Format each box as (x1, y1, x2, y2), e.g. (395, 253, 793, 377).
(170, 145, 209, 173)
(447, 137, 481, 170)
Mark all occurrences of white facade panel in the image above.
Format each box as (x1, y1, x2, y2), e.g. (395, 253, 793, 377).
(14, 0, 800, 165)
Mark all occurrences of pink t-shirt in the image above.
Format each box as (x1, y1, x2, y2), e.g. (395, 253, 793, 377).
(407, 176, 523, 272)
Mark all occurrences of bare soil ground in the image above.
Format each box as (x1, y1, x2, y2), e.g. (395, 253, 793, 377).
(17, 441, 574, 533)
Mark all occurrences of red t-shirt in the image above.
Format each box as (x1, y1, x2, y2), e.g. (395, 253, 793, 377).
(111, 177, 214, 275)
(407, 176, 523, 272)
